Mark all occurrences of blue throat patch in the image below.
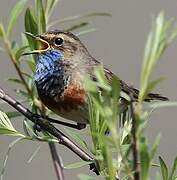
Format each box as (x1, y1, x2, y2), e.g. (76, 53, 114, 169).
(34, 50, 68, 98)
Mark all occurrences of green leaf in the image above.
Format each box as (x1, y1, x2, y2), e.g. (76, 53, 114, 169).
(159, 156, 168, 180)
(78, 174, 94, 180)
(36, 0, 46, 33)
(48, 12, 111, 28)
(64, 161, 92, 169)
(76, 28, 97, 36)
(6, 111, 22, 118)
(150, 134, 161, 159)
(15, 89, 29, 98)
(64, 128, 89, 150)
(27, 146, 41, 163)
(21, 72, 32, 79)
(7, 78, 23, 85)
(0, 22, 5, 38)
(94, 66, 111, 91)
(7, 0, 28, 37)
(45, 0, 58, 22)
(0, 111, 25, 137)
(84, 76, 98, 93)
(65, 22, 89, 32)
(143, 77, 164, 100)
(147, 101, 177, 109)
(0, 111, 14, 129)
(15, 46, 28, 60)
(25, 8, 38, 50)
(111, 76, 120, 100)
(139, 12, 177, 102)
(169, 156, 177, 180)
(0, 138, 23, 180)
(25, 8, 38, 34)
(140, 137, 150, 180)
(27, 58, 36, 72)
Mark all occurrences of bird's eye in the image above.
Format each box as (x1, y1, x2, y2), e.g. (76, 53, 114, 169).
(54, 37, 64, 46)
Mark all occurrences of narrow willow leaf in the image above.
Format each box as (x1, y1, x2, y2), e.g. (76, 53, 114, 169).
(15, 46, 28, 60)
(23, 120, 38, 139)
(159, 156, 168, 180)
(84, 76, 97, 92)
(147, 101, 177, 109)
(36, 0, 46, 33)
(140, 137, 150, 180)
(27, 58, 36, 72)
(78, 174, 94, 180)
(64, 128, 89, 150)
(15, 89, 29, 98)
(76, 28, 97, 36)
(0, 111, 26, 137)
(0, 22, 5, 38)
(64, 161, 92, 169)
(21, 72, 32, 79)
(45, 0, 58, 22)
(0, 111, 14, 129)
(111, 76, 120, 101)
(155, 172, 163, 180)
(139, 12, 177, 102)
(11, 41, 18, 49)
(27, 146, 41, 163)
(6, 111, 22, 118)
(150, 134, 161, 159)
(48, 12, 111, 28)
(169, 156, 177, 180)
(7, 0, 28, 37)
(0, 129, 18, 136)
(65, 22, 89, 32)
(168, 24, 177, 43)
(143, 77, 164, 100)
(0, 138, 23, 180)
(94, 66, 111, 91)
(25, 8, 38, 50)
(7, 78, 23, 85)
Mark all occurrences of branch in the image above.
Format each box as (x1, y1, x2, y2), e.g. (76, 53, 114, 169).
(49, 142, 64, 180)
(0, 87, 99, 175)
(130, 95, 140, 180)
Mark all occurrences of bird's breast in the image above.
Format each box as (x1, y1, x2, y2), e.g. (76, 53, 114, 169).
(37, 73, 88, 123)
(38, 80, 86, 113)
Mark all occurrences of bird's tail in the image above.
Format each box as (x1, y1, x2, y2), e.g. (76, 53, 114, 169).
(120, 80, 168, 101)
(145, 92, 169, 101)
(131, 87, 168, 101)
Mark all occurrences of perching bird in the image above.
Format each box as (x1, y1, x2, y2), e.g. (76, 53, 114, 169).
(24, 30, 168, 129)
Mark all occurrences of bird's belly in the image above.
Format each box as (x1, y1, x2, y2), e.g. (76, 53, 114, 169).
(38, 82, 89, 124)
(53, 106, 88, 124)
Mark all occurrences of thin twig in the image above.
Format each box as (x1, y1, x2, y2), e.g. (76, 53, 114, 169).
(129, 95, 140, 180)
(49, 142, 64, 180)
(3, 39, 32, 97)
(0, 87, 99, 175)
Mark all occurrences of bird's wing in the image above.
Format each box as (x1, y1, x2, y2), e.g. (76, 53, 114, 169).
(90, 58, 168, 101)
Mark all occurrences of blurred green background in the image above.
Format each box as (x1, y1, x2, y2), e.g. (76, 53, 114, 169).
(0, 0, 177, 179)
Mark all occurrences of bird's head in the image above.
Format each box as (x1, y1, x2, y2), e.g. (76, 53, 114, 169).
(24, 30, 88, 59)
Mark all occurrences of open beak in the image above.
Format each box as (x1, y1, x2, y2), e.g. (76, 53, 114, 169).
(22, 32, 50, 55)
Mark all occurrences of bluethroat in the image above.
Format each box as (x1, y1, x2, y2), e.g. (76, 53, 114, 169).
(24, 30, 168, 128)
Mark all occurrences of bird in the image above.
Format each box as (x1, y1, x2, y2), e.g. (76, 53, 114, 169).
(24, 30, 168, 129)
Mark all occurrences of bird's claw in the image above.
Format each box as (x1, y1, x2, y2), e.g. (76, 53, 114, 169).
(89, 162, 100, 175)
